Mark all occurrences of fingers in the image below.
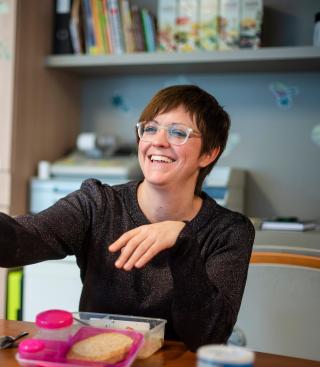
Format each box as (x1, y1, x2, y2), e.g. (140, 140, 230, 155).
(121, 238, 151, 271)
(108, 228, 137, 252)
(109, 227, 160, 271)
(134, 246, 160, 268)
(113, 232, 146, 269)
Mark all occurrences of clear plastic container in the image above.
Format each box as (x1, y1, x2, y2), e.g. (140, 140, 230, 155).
(73, 312, 167, 359)
(35, 309, 73, 341)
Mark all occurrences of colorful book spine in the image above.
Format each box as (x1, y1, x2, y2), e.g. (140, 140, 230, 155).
(82, 0, 97, 54)
(157, 0, 177, 52)
(198, 0, 219, 51)
(239, 0, 263, 49)
(102, 0, 114, 54)
(149, 11, 158, 51)
(141, 8, 156, 52)
(69, 0, 84, 54)
(106, 0, 125, 54)
(131, 5, 146, 52)
(91, 0, 105, 54)
(96, 0, 110, 53)
(175, 0, 199, 52)
(218, 0, 240, 50)
(119, 0, 135, 53)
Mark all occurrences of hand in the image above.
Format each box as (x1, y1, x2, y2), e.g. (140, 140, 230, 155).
(108, 221, 186, 271)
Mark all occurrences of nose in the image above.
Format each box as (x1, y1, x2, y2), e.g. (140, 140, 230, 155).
(152, 127, 170, 147)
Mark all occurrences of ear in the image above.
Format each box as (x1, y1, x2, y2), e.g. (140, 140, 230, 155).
(199, 147, 220, 168)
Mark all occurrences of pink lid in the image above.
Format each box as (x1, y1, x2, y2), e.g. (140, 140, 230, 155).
(35, 309, 73, 329)
(19, 339, 45, 353)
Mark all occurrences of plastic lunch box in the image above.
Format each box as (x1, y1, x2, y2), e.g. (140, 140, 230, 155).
(16, 326, 144, 367)
(72, 312, 167, 359)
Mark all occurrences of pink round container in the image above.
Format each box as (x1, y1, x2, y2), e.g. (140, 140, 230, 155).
(35, 309, 73, 341)
(18, 339, 45, 360)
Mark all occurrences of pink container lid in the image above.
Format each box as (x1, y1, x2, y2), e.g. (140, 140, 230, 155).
(19, 339, 45, 353)
(35, 309, 73, 329)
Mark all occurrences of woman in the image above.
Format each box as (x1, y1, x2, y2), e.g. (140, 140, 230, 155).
(0, 85, 254, 351)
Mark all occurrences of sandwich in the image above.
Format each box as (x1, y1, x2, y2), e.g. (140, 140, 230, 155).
(67, 332, 133, 363)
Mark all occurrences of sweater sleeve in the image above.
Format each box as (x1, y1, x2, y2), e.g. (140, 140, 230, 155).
(0, 179, 102, 268)
(169, 216, 255, 352)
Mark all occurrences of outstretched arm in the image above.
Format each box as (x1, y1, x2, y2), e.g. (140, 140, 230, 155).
(0, 180, 94, 268)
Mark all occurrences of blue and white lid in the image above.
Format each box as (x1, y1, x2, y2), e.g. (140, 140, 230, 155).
(197, 345, 255, 366)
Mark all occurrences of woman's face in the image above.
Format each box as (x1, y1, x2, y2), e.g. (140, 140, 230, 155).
(138, 105, 212, 191)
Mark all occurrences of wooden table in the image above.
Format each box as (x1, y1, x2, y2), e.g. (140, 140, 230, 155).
(1, 320, 319, 367)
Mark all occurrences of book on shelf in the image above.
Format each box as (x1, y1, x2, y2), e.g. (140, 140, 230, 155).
(53, 0, 73, 54)
(175, 0, 199, 52)
(91, 0, 110, 54)
(261, 219, 317, 232)
(239, 0, 263, 49)
(69, 0, 85, 54)
(106, 0, 125, 54)
(141, 8, 157, 52)
(102, 0, 114, 54)
(82, 0, 97, 54)
(98, 0, 111, 53)
(90, 0, 103, 54)
(198, 0, 219, 51)
(157, 0, 177, 52)
(119, 0, 135, 53)
(131, 4, 146, 52)
(218, 0, 241, 50)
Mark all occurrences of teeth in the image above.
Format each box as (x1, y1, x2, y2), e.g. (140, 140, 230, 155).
(150, 155, 174, 163)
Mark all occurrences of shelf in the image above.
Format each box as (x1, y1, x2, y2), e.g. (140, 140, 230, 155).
(45, 46, 320, 76)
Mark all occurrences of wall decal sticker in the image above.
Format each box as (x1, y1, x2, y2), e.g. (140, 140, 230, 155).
(269, 82, 299, 109)
(111, 94, 129, 112)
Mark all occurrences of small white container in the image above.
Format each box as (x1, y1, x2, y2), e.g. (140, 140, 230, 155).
(37, 160, 51, 180)
(73, 312, 166, 359)
(197, 345, 255, 367)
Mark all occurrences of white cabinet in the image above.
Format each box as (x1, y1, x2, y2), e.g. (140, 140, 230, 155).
(23, 258, 82, 322)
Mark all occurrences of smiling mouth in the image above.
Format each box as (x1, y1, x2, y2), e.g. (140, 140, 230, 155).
(149, 155, 175, 163)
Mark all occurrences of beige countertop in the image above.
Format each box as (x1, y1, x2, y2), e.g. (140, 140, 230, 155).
(253, 230, 320, 256)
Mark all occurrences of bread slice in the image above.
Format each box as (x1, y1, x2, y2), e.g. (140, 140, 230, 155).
(67, 332, 133, 363)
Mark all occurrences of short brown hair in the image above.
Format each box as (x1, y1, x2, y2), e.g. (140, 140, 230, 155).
(138, 85, 230, 195)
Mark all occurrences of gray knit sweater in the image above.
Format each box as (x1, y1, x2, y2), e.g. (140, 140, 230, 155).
(0, 179, 254, 351)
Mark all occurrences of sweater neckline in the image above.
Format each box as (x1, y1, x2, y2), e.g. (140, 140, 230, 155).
(124, 180, 216, 232)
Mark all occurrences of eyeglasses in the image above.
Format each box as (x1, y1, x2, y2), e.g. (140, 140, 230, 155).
(136, 121, 201, 146)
